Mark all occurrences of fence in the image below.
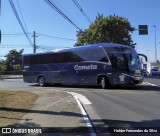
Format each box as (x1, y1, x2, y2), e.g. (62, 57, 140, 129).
(0, 71, 23, 75)
(0, 71, 23, 79)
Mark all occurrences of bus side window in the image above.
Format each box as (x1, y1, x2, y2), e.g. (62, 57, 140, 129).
(108, 53, 127, 70)
(88, 48, 109, 62)
(61, 52, 83, 63)
(116, 54, 127, 70)
(99, 56, 109, 62)
(23, 55, 38, 65)
(74, 49, 89, 61)
(23, 56, 30, 65)
(108, 53, 117, 68)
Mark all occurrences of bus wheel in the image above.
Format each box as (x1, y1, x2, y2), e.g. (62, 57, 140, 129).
(100, 77, 107, 89)
(38, 77, 45, 87)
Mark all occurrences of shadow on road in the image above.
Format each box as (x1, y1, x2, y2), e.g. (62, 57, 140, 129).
(2, 117, 160, 136)
(144, 76, 160, 79)
(0, 107, 82, 118)
(2, 123, 90, 136)
(90, 119, 160, 136)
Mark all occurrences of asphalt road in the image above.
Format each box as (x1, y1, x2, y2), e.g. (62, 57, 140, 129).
(0, 78, 160, 135)
(144, 76, 160, 87)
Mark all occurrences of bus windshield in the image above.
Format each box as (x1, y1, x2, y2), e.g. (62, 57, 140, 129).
(125, 51, 141, 70)
(126, 53, 140, 66)
(106, 51, 141, 70)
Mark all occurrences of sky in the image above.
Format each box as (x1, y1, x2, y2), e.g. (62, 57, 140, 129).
(1, 0, 160, 62)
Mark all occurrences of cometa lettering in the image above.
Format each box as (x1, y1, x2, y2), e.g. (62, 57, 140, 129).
(74, 64, 97, 71)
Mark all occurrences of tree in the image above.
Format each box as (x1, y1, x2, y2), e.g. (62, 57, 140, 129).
(0, 61, 7, 72)
(75, 14, 136, 47)
(13, 64, 22, 71)
(5, 49, 24, 71)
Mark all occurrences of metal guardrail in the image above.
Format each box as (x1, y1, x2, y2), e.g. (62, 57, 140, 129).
(0, 71, 23, 79)
(0, 71, 23, 75)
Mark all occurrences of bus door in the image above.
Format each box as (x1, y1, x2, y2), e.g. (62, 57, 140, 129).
(109, 53, 130, 85)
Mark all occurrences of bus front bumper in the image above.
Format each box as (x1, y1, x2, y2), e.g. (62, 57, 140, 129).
(131, 76, 143, 84)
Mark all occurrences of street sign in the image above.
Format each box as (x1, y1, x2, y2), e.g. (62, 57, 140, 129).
(138, 25, 148, 35)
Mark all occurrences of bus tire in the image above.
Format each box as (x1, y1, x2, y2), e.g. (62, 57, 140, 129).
(100, 77, 108, 89)
(38, 76, 45, 87)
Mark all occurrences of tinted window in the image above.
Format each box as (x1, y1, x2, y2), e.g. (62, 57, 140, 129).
(73, 49, 89, 61)
(38, 53, 62, 64)
(23, 48, 108, 65)
(23, 56, 30, 65)
(88, 48, 109, 62)
(23, 55, 38, 65)
(116, 54, 127, 70)
(74, 47, 109, 62)
(104, 47, 130, 53)
(61, 52, 83, 63)
(108, 53, 127, 70)
(38, 52, 83, 64)
(108, 53, 117, 68)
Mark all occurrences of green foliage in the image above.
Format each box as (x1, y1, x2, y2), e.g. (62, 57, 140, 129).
(4, 49, 24, 71)
(0, 61, 7, 72)
(75, 14, 135, 47)
(13, 64, 22, 71)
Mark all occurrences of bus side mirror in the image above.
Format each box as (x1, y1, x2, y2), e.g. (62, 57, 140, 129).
(138, 53, 148, 62)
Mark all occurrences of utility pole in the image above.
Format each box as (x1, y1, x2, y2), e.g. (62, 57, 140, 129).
(0, 30, 1, 44)
(153, 25, 157, 62)
(33, 31, 38, 53)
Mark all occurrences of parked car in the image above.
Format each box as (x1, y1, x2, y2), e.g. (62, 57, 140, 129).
(142, 70, 149, 76)
(150, 69, 160, 76)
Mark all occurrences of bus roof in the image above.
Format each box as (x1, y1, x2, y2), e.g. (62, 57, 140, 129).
(23, 43, 133, 56)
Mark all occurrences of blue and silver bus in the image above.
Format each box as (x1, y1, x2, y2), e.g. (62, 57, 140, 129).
(23, 43, 147, 88)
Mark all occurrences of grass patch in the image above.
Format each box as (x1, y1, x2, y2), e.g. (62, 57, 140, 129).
(0, 90, 38, 127)
(0, 91, 17, 99)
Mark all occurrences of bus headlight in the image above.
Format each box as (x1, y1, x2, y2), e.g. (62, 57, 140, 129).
(134, 70, 141, 74)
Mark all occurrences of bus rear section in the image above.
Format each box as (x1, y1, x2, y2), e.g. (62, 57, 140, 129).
(22, 46, 111, 87)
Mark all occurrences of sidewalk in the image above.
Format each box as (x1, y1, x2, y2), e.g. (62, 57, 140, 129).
(14, 90, 90, 135)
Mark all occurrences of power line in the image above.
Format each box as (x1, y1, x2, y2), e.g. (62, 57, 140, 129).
(72, 0, 92, 24)
(44, 0, 81, 31)
(16, 0, 29, 33)
(8, 0, 32, 46)
(2, 33, 32, 37)
(2, 33, 32, 36)
(0, 46, 26, 48)
(54, 0, 83, 29)
(0, 44, 31, 47)
(37, 33, 76, 41)
(2, 33, 76, 41)
(0, 44, 67, 49)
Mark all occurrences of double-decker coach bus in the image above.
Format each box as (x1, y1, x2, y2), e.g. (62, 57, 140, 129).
(23, 43, 147, 89)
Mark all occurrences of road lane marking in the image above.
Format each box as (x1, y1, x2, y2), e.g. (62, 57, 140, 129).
(68, 92, 92, 105)
(69, 92, 96, 136)
(143, 82, 157, 86)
